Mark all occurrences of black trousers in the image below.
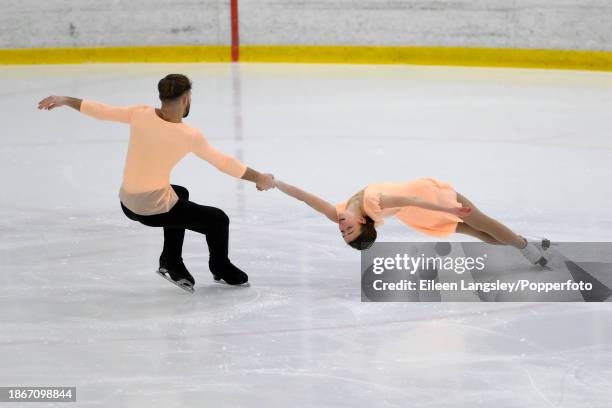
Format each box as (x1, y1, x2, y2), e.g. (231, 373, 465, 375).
(120, 185, 231, 266)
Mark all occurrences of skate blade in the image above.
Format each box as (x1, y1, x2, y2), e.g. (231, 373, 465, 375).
(213, 275, 250, 287)
(156, 269, 195, 293)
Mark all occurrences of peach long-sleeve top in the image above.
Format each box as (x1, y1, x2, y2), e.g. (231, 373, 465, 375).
(335, 178, 463, 238)
(80, 100, 247, 215)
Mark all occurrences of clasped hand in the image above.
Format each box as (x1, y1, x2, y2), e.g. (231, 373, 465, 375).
(256, 173, 275, 191)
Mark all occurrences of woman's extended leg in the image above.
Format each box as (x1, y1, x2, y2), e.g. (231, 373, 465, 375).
(455, 222, 503, 244)
(455, 192, 526, 249)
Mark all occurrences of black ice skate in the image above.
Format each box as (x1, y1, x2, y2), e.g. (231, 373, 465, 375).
(209, 260, 249, 286)
(156, 255, 196, 293)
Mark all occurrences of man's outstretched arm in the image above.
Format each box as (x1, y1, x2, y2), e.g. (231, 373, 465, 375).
(38, 96, 139, 123)
(192, 130, 275, 191)
(38, 95, 82, 111)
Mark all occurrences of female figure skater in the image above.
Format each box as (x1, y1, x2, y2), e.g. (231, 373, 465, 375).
(274, 178, 548, 265)
(38, 74, 275, 292)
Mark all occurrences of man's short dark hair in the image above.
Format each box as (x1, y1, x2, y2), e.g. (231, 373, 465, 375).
(158, 74, 192, 101)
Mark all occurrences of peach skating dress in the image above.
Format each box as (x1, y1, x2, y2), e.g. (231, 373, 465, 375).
(336, 178, 463, 238)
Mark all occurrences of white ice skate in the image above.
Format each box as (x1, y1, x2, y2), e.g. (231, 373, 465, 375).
(522, 235, 551, 251)
(518, 236, 549, 267)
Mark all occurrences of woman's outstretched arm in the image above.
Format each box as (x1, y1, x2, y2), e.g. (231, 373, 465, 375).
(380, 195, 472, 218)
(275, 180, 338, 223)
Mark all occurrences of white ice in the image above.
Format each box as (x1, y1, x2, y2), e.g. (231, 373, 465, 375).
(1, 63, 612, 407)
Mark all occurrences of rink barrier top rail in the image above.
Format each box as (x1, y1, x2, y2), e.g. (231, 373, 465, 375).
(1, 45, 612, 72)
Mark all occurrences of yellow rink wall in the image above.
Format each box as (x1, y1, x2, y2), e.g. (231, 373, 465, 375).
(1, 45, 612, 72)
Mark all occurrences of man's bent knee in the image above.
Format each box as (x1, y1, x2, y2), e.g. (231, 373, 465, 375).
(211, 207, 230, 226)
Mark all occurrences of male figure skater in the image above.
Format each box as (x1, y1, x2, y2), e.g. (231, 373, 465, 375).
(38, 74, 274, 292)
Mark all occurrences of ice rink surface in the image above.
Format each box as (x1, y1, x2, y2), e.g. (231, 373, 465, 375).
(1, 63, 612, 407)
